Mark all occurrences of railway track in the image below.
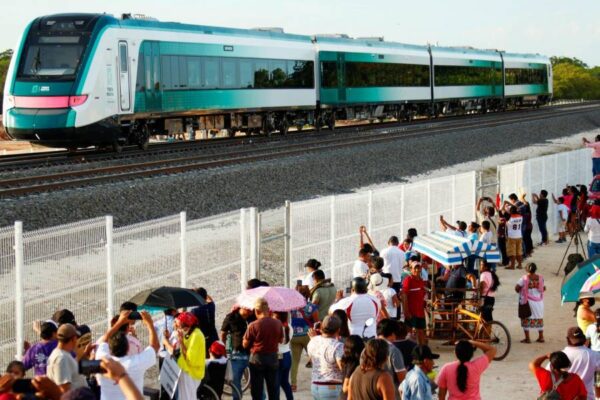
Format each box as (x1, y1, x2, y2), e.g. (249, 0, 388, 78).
(0, 102, 596, 172)
(1, 102, 599, 198)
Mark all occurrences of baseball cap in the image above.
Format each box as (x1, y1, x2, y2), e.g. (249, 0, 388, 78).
(52, 309, 76, 326)
(322, 315, 341, 334)
(567, 327, 586, 345)
(57, 323, 80, 341)
(412, 345, 440, 362)
(209, 340, 226, 358)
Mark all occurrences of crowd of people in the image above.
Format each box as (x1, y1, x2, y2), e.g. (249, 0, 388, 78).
(1, 171, 599, 399)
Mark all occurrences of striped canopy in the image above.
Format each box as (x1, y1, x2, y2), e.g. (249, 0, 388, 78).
(412, 231, 500, 266)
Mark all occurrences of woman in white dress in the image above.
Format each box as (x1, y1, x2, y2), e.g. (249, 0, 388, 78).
(515, 263, 546, 343)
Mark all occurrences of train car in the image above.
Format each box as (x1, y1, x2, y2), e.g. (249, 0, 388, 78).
(430, 46, 504, 114)
(315, 36, 432, 125)
(2, 13, 317, 150)
(502, 52, 552, 107)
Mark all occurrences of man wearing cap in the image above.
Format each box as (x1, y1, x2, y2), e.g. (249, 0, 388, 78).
(400, 345, 439, 400)
(22, 321, 58, 376)
(402, 261, 427, 345)
(560, 327, 600, 400)
(329, 277, 380, 339)
(95, 310, 159, 400)
(307, 315, 344, 399)
(243, 297, 283, 400)
(47, 323, 88, 393)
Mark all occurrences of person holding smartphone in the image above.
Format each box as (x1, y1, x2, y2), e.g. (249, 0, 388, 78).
(95, 310, 159, 400)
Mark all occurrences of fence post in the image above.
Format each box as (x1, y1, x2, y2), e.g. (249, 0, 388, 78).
(284, 201, 291, 288)
(249, 207, 258, 280)
(180, 212, 187, 288)
(240, 208, 247, 293)
(367, 190, 373, 232)
(400, 185, 405, 235)
(256, 211, 262, 280)
(14, 221, 24, 361)
(105, 216, 114, 328)
(330, 196, 336, 284)
(451, 175, 456, 224)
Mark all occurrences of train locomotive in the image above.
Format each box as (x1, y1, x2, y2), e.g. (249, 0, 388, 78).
(2, 13, 553, 151)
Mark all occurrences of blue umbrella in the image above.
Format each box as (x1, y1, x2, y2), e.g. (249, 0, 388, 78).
(561, 255, 600, 303)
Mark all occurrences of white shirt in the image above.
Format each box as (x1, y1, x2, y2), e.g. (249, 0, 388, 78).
(562, 345, 600, 400)
(557, 204, 570, 222)
(585, 217, 600, 244)
(585, 324, 600, 352)
(381, 246, 405, 283)
(279, 325, 293, 354)
(479, 231, 492, 245)
(329, 293, 380, 338)
(381, 287, 398, 318)
(507, 215, 523, 239)
(302, 271, 316, 288)
(352, 260, 369, 278)
(96, 343, 157, 400)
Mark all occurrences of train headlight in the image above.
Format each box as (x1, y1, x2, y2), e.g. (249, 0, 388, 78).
(68, 95, 88, 107)
(5, 95, 15, 109)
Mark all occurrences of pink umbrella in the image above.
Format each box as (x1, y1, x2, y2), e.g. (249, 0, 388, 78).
(236, 286, 306, 312)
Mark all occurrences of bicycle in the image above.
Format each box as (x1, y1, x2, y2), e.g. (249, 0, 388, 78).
(198, 379, 243, 400)
(221, 363, 249, 397)
(452, 304, 511, 361)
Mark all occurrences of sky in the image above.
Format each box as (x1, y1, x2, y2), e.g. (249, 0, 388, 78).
(1, 0, 598, 66)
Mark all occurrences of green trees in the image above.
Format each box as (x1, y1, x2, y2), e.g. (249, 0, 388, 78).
(0, 49, 13, 95)
(551, 56, 600, 100)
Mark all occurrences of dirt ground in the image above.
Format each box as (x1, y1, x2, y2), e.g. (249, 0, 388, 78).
(289, 240, 582, 400)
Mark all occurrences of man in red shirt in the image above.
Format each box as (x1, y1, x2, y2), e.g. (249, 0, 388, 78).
(402, 261, 427, 345)
(529, 351, 587, 399)
(243, 297, 283, 400)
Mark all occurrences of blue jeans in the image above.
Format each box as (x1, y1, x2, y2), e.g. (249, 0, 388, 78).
(311, 383, 342, 400)
(278, 352, 293, 400)
(230, 353, 249, 400)
(589, 241, 600, 258)
(537, 216, 548, 243)
(594, 157, 600, 176)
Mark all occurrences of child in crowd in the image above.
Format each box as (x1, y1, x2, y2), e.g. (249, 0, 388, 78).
(203, 340, 228, 398)
(556, 196, 569, 243)
(6, 361, 25, 379)
(479, 220, 493, 245)
(380, 273, 399, 320)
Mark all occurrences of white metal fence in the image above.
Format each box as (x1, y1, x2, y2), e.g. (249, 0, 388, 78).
(290, 172, 477, 286)
(499, 148, 593, 239)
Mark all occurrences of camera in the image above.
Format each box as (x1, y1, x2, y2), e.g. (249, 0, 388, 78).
(79, 359, 106, 375)
(345, 287, 351, 294)
(128, 311, 142, 320)
(12, 379, 35, 394)
(296, 279, 303, 286)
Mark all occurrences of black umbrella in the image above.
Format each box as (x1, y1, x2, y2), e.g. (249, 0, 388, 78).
(128, 286, 206, 309)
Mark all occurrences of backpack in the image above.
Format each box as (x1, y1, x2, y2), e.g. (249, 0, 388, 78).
(537, 372, 565, 400)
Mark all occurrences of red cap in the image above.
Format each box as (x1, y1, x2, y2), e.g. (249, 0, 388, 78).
(209, 340, 226, 357)
(175, 312, 198, 328)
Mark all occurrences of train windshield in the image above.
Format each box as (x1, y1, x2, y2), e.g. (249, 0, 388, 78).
(19, 36, 84, 78)
(17, 15, 98, 80)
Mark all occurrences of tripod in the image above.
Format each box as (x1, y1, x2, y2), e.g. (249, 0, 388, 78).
(555, 226, 587, 276)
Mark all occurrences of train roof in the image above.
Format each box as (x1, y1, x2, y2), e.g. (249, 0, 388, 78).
(313, 35, 428, 52)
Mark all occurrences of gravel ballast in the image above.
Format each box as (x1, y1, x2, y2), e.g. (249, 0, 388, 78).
(2, 109, 600, 230)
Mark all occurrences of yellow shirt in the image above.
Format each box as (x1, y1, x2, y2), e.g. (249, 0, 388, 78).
(177, 328, 206, 380)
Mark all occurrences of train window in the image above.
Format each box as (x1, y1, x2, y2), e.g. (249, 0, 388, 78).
(136, 53, 145, 92)
(178, 56, 187, 88)
(505, 68, 547, 85)
(204, 58, 219, 88)
(240, 60, 254, 88)
(187, 57, 202, 88)
(119, 44, 128, 73)
(170, 57, 180, 88)
(434, 65, 500, 86)
(161, 56, 172, 89)
(222, 58, 238, 88)
(270, 60, 287, 88)
(254, 60, 269, 88)
(321, 62, 338, 88)
(344, 62, 429, 88)
(286, 60, 314, 88)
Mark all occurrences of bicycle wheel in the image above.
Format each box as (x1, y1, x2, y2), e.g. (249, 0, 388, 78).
(222, 367, 250, 396)
(224, 381, 243, 399)
(197, 384, 219, 400)
(479, 321, 511, 361)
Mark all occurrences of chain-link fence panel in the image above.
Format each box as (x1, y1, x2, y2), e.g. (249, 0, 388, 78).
(259, 208, 286, 287)
(187, 210, 243, 323)
(22, 218, 107, 343)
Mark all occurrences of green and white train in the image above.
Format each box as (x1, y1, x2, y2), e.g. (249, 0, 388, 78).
(2, 13, 552, 150)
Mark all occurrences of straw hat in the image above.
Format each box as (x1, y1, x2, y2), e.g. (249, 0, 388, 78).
(579, 291, 596, 300)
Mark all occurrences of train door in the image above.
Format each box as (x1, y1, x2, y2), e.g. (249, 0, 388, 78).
(118, 41, 131, 111)
(143, 41, 162, 111)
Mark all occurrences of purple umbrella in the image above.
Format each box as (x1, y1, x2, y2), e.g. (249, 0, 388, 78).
(236, 286, 306, 312)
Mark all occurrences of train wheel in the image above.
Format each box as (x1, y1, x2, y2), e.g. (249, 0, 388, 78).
(327, 115, 335, 130)
(279, 119, 289, 136)
(112, 140, 123, 153)
(296, 124, 303, 132)
(137, 125, 150, 151)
